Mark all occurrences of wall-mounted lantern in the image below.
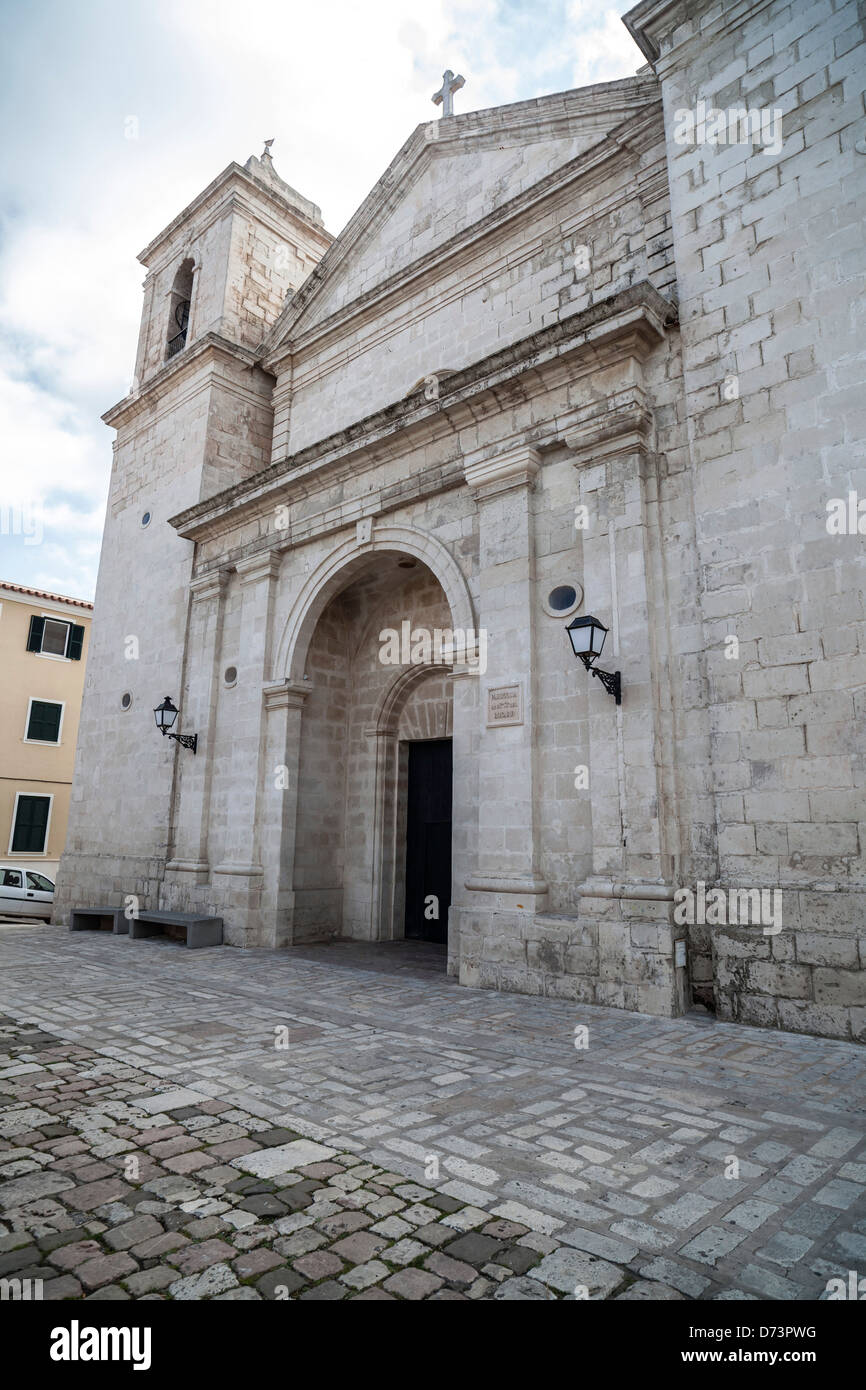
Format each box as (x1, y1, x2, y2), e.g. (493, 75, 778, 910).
(566, 615, 621, 705)
(153, 696, 198, 753)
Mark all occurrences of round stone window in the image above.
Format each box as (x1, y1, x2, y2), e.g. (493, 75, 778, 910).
(224, 665, 238, 687)
(140, 511, 151, 528)
(543, 582, 583, 619)
(120, 692, 133, 711)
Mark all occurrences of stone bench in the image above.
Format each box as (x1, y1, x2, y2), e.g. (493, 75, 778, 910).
(69, 907, 129, 934)
(130, 910, 223, 949)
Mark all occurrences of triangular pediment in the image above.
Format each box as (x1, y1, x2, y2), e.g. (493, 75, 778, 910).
(262, 75, 659, 358)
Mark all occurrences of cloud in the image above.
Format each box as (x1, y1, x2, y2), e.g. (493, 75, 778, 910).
(0, 0, 642, 600)
(0, 350, 109, 598)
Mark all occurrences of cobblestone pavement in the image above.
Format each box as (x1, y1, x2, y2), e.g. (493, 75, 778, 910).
(1, 924, 865, 1300)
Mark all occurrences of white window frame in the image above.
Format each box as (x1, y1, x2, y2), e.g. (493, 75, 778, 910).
(23, 697, 65, 746)
(8, 791, 54, 856)
(35, 613, 73, 661)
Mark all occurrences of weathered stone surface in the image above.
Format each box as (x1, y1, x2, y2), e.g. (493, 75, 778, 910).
(0, 952, 864, 1305)
(494, 1276, 556, 1300)
(382, 1268, 444, 1299)
(615, 1280, 686, 1300)
(51, 0, 866, 1044)
(77, 1252, 139, 1291)
(529, 1249, 626, 1299)
(231, 1141, 336, 1178)
(169, 1262, 238, 1300)
(0, 1172, 75, 1208)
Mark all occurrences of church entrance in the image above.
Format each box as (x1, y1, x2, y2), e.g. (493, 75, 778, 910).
(404, 738, 452, 944)
(285, 548, 462, 951)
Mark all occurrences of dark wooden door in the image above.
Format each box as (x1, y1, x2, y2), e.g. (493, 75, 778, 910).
(404, 739, 452, 943)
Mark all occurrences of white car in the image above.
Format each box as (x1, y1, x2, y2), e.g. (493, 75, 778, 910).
(0, 866, 55, 919)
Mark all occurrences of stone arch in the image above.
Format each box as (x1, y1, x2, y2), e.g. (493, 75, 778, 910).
(372, 660, 453, 737)
(368, 662, 455, 945)
(273, 524, 476, 683)
(166, 257, 195, 359)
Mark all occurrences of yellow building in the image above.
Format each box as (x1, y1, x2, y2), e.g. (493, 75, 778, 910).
(0, 581, 92, 880)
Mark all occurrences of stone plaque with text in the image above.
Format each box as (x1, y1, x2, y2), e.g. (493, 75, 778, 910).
(486, 683, 523, 727)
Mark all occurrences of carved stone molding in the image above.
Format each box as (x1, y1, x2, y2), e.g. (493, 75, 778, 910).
(464, 442, 541, 499)
(262, 679, 310, 712)
(565, 391, 654, 465)
(189, 569, 229, 603)
(236, 551, 282, 586)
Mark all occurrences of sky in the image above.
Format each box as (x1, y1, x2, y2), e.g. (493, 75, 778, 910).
(0, 0, 643, 601)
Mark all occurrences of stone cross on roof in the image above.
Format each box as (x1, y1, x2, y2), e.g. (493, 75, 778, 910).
(432, 69, 465, 118)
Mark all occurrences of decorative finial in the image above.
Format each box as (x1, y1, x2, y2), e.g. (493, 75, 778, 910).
(432, 70, 465, 119)
(262, 138, 275, 162)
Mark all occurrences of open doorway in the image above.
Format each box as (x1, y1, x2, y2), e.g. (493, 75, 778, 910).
(404, 738, 452, 944)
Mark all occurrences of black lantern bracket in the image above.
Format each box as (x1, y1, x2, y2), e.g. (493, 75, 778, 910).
(590, 664, 622, 705)
(153, 696, 198, 753)
(163, 730, 198, 753)
(566, 615, 622, 706)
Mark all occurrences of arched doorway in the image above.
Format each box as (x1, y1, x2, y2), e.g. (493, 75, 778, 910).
(286, 549, 460, 951)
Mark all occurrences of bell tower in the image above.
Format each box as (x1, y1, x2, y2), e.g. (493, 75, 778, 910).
(54, 149, 331, 921)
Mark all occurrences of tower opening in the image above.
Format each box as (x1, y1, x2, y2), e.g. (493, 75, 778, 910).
(166, 258, 194, 360)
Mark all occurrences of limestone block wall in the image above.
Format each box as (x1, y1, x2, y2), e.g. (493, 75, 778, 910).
(223, 203, 323, 354)
(299, 79, 660, 322)
(293, 604, 349, 941)
(134, 213, 232, 386)
(171, 285, 695, 1001)
(134, 161, 329, 388)
(53, 382, 209, 922)
(56, 157, 330, 931)
(277, 112, 674, 457)
(637, 0, 866, 1039)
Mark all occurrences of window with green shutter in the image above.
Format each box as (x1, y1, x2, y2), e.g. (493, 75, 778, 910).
(25, 616, 83, 658)
(26, 700, 63, 742)
(40, 618, 70, 656)
(68, 623, 84, 660)
(11, 795, 51, 853)
(26, 615, 45, 651)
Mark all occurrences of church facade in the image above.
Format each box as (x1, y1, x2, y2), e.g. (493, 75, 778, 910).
(56, 0, 866, 1042)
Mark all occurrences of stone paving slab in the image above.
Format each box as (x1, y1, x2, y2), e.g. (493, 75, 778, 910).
(1, 925, 865, 1300)
(0, 1017, 578, 1300)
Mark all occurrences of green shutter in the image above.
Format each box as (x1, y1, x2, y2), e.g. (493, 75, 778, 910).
(68, 624, 84, 660)
(11, 796, 51, 853)
(27, 701, 62, 742)
(26, 615, 45, 652)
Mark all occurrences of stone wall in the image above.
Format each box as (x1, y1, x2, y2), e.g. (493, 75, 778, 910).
(630, 0, 866, 1039)
(54, 161, 329, 930)
(271, 87, 674, 457)
(58, 13, 865, 1042)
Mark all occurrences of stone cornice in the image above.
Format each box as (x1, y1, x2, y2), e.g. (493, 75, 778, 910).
(189, 569, 230, 603)
(102, 333, 265, 430)
(137, 161, 330, 270)
(464, 443, 541, 500)
(236, 552, 282, 585)
(622, 0, 774, 74)
(168, 282, 677, 546)
(565, 390, 655, 463)
(262, 98, 665, 367)
(262, 679, 310, 711)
